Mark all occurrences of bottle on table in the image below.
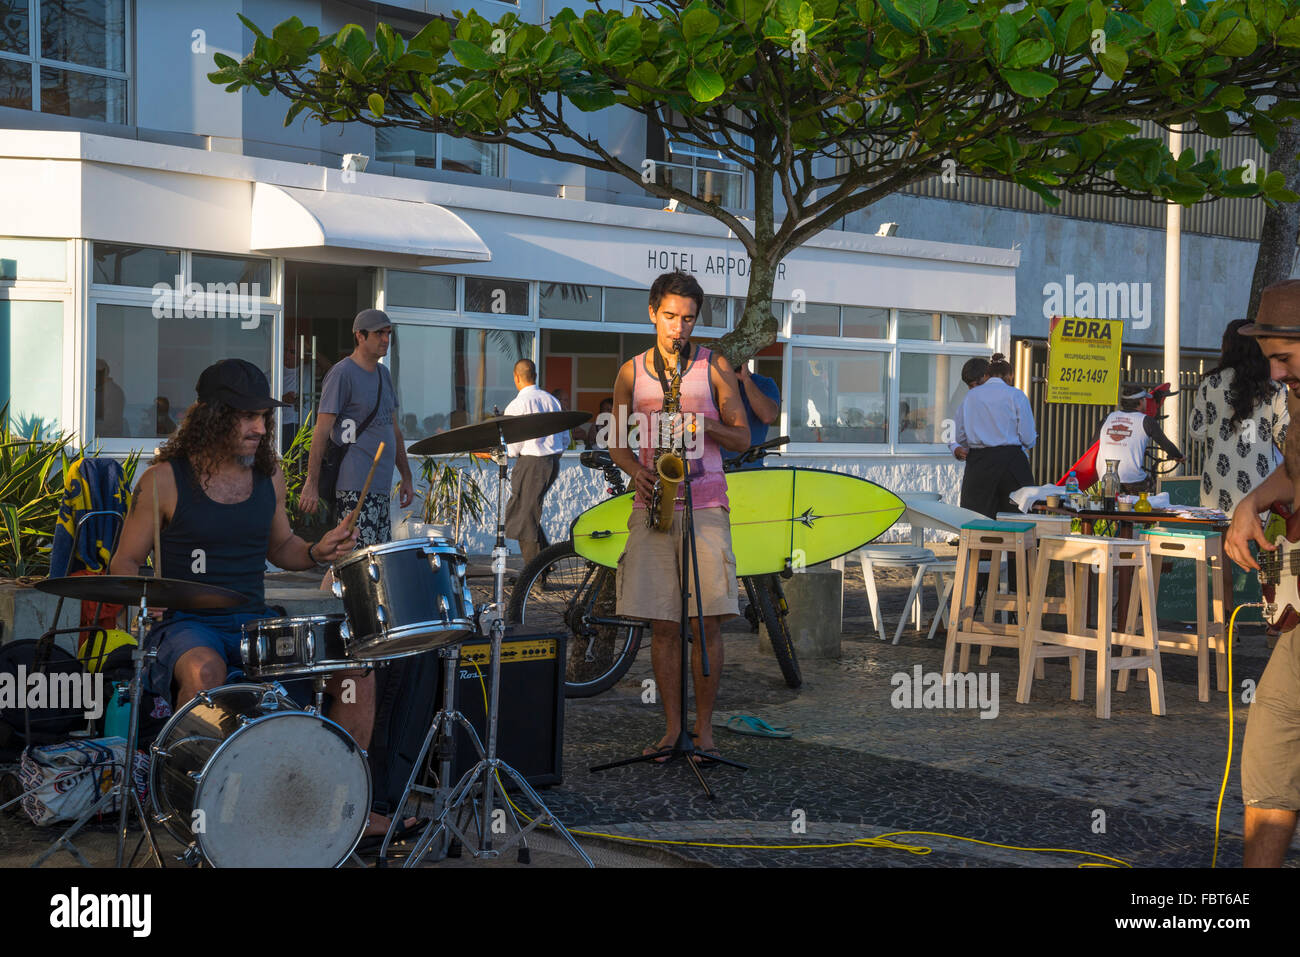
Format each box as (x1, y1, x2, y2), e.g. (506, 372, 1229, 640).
(1101, 459, 1121, 512)
(1135, 491, 1152, 513)
(1065, 470, 1082, 510)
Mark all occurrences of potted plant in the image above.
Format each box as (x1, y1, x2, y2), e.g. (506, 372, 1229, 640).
(400, 454, 489, 541)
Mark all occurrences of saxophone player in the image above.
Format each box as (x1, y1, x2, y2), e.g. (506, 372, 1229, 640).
(608, 271, 751, 763)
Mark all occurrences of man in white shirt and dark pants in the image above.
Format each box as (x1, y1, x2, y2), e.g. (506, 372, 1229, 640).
(505, 359, 566, 566)
(951, 354, 1038, 603)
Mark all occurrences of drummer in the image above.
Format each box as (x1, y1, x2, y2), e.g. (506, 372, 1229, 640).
(108, 361, 378, 769)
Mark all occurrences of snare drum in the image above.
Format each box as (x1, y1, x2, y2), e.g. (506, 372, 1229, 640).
(149, 683, 370, 868)
(240, 614, 359, 680)
(332, 537, 474, 660)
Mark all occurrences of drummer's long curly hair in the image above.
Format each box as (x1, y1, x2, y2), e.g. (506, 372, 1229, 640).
(155, 400, 278, 482)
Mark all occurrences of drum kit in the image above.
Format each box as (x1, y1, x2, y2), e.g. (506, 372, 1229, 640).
(33, 408, 594, 869)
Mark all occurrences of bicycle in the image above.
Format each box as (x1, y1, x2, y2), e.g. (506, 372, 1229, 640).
(506, 437, 801, 697)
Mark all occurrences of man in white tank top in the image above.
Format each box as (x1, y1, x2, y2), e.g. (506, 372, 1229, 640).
(1093, 389, 1184, 491)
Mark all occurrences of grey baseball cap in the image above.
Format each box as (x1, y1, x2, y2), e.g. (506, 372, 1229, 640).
(353, 308, 391, 333)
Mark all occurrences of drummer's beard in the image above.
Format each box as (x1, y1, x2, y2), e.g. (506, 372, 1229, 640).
(235, 453, 256, 468)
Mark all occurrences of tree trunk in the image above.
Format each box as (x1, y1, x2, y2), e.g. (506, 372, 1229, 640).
(719, 122, 780, 365)
(1247, 82, 1300, 322)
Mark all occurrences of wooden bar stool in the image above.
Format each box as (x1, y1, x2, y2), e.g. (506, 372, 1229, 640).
(1118, 527, 1228, 702)
(943, 520, 1039, 676)
(1019, 534, 1165, 719)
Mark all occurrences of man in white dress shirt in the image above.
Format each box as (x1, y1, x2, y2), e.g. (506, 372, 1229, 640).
(504, 359, 567, 565)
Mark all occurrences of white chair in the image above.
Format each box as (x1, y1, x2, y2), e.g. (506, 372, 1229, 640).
(850, 545, 940, 643)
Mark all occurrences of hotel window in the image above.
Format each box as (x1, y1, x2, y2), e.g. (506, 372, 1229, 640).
(1, 299, 63, 437)
(645, 113, 745, 209)
(0, 0, 129, 124)
(94, 303, 274, 439)
(788, 308, 994, 448)
(390, 324, 532, 434)
(90, 243, 278, 441)
(375, 126, 502, 177)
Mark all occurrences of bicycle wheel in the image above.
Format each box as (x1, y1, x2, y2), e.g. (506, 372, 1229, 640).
(751, 574, 802, 689)
(507, 541, 644, 698)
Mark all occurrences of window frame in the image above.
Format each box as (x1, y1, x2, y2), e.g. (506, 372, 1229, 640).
(0, 0, 133, 123)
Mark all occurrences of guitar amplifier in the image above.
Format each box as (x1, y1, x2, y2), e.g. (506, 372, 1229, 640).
(439, 627, 567, 789)
(368, 627, 566, 816)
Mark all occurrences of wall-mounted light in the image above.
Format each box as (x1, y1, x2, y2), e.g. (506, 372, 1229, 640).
(341, 153, 370, 173)
(876, 222, 899, 237)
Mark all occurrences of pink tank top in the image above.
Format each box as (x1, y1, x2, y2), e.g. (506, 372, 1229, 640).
(631, 345, 729, 511)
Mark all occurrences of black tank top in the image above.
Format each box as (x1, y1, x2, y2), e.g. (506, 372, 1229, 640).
(160, 458, 274, 615)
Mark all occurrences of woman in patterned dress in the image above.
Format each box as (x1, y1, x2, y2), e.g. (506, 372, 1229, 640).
(1189, 320, 1289, 515)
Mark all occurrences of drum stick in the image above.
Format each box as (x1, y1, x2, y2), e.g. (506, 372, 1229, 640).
(344, 442, 386, 531)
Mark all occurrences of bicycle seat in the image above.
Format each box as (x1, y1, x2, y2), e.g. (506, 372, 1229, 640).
(580, 449, 615, 470)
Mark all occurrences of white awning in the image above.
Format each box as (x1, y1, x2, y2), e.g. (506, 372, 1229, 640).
(250, 182, 491, 267)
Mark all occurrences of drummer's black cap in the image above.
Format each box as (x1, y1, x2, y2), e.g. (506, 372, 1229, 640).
(196, 359, 288, 411)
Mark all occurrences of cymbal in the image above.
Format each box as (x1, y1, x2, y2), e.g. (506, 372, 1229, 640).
(36, 575, 248, 610)
(409, 410, 592, 456)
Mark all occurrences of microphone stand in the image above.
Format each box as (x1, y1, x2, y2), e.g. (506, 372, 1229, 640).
(590, 464, 747, 798)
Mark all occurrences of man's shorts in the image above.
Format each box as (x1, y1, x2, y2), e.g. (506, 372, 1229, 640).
(615, 507, 739, 622)
(147, 607, 272, 700)
(335, 490, 391, 548)
(1242, 625, 1300, 810)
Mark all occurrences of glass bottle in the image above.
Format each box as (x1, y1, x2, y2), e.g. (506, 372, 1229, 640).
(1134, 491, 1152, 513)
(1101, 459, 1121, 511)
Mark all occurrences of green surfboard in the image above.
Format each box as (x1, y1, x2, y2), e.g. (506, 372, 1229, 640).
(570, 467, 906, 576)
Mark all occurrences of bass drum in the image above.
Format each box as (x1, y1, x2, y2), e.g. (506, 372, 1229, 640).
(149, 683, 370, 868)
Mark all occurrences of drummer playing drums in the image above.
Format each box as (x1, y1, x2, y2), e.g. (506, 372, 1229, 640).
(109, 359, 404, 837)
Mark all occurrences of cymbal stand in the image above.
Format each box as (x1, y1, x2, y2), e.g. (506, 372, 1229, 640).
(30, 588, 162, 868)
(402, 431, 592, 867)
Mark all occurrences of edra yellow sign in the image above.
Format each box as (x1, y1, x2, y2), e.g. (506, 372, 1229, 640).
(1047, 316, 1124, 405)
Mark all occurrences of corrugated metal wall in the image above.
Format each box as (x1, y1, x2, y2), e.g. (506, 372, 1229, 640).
(1015, 338, 1216, 485)
(894, 121, 1269, 241)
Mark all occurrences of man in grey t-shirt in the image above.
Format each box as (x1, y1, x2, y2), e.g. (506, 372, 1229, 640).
(303, 309, 414, 546)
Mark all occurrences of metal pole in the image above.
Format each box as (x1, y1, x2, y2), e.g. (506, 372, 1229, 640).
(1163, 123, 1183, 474)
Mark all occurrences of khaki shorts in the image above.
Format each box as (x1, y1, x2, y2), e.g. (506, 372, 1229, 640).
(615, 507, 739, 622)
(1242, 626, 1300, 810)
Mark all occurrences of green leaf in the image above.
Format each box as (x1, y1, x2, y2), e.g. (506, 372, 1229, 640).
(992, 13, 1019, 62)
(569, 21, 601, 61)
(1097, 44, 1128, 82)
(498, 86, 521, 120)
(1211, 16, 1258, 56)
(605, 22, 642, 63)
(212, 51, 238, 69)
(1278, 16, 1300, 46)
(367, 93, 385, 118)
(776, 0, 801, 29)
(1195, 109, 1231, 138)
(1142, 0, 1177, 34)
(449, 38, 496, 70)
(682, 5, 722, 42)
(895, 0, 938, 29)
(336, 24, 373, 70)
(1000, 68, 1059, 98)
(797, 1, 815, 34)
(685, 65, 725, 102)
(1006, 37, 1053, 69)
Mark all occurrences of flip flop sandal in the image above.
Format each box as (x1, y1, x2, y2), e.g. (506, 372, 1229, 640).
(642, 742, 672, 763)
(724, 714, 793, 738)
(691, 748, 723, 766)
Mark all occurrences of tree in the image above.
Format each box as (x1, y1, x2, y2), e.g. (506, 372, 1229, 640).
(211, 0, 1300, 363)
(1247, 78, 1300, 322)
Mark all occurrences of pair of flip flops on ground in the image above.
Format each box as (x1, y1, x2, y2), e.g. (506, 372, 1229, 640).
(640, 736, 724, 766)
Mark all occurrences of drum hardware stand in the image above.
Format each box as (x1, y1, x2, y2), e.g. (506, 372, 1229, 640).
(401, 429, 593, 868)
(30, 588, 162, 869)
(377, 645, 485, 867)
(589, 465, 747, 798)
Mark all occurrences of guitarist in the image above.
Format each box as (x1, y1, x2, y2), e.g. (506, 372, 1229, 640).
(1226, 279, 1300, 867)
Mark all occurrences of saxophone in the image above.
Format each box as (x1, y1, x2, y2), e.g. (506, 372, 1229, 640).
(647, 349, 686, 532)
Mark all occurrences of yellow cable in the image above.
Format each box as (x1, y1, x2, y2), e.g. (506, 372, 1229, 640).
(464, 656, 1131, 867)
(1212, 602, 1258, 868)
